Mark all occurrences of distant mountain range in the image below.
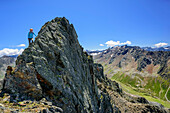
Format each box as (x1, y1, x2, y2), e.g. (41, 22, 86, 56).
(142, 46, 170, 51)
(87, 46, 170, 56)
(93, 45, 170, 78)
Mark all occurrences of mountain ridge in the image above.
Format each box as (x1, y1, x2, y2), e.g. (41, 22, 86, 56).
(87, 45, 170, 57)
(142, 46, 170, 51)
(94, 45, 170, 79)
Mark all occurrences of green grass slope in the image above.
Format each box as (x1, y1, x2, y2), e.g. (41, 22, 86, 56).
(112, 79, 170, 108)
(111, 72, 170, 108)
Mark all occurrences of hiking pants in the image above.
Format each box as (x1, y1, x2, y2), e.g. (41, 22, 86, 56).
(28, 38, 33, 45)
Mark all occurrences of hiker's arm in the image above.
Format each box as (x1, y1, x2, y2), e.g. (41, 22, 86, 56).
(34, 33, 37, 37)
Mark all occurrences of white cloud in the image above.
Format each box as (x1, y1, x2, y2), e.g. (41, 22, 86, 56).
(105, 40, 131, 47)
(154, 42, 168, 48)
(0, 48, 24, 57)
(17, 44, 26, 47)
(121, 41, 131, 45)
(99, 44, 104, 46)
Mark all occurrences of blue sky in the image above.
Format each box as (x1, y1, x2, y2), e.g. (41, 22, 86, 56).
(0, 0, 170, 56)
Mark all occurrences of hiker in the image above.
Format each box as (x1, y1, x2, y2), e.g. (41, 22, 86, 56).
(28, 28, 36, 45)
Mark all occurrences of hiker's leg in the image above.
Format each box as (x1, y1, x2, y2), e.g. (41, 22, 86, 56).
(28, 38, 31, 45)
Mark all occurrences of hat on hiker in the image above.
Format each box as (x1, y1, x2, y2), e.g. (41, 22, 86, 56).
(30, 28, 33, 31)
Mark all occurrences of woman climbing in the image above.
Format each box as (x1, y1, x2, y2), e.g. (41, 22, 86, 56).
(28, 28, 36, 45)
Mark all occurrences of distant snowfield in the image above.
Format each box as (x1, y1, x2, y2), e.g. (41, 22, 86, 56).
(90, 52, 101, 56)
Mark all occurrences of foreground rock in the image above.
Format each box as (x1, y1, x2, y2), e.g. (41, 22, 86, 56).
(0, 93, 63, 113)
(1, 17, 169, 113)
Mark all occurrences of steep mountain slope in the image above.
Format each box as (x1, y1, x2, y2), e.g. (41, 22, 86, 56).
(94, 45, 170, 106)
(0, 17, 169, 112)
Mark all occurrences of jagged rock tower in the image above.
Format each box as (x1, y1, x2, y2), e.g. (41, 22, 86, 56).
(3, 17, 113, 112)
(2, 17, 169, 113)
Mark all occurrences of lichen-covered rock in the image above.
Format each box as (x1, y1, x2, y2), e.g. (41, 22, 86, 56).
(0, 94, 63, 112)
(1, 17, 169, 113)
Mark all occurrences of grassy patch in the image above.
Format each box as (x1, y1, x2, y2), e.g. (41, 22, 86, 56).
(167, 89, 170, 100)
(111, 72, 169, 101)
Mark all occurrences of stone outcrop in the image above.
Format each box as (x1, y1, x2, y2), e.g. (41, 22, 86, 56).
(1, 17, 169, 112)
